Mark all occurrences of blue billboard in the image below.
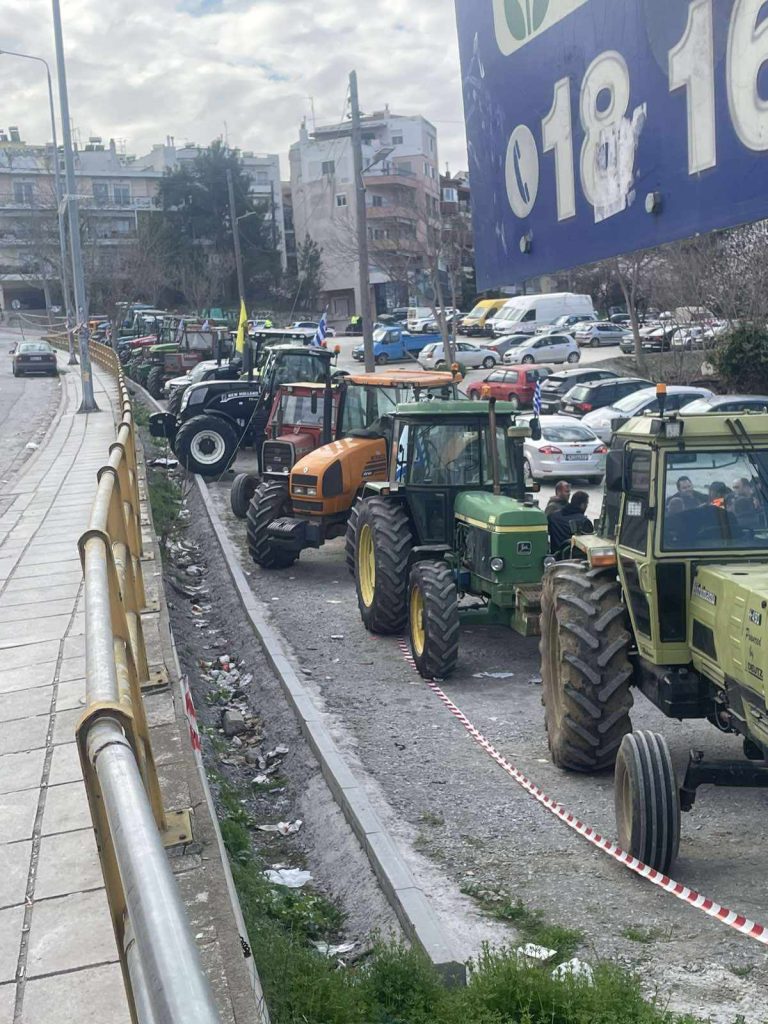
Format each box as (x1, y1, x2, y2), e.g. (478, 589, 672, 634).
(455, 0, 768, 288)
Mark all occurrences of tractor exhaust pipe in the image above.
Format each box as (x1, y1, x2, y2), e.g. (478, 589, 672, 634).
(486, 391, 501, 496)
(322, 371, 333, 446)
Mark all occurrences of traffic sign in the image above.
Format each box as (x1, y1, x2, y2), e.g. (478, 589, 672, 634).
(455, 0, 768, 287)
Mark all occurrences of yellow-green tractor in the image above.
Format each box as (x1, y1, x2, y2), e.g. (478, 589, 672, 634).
(353, 398, 553, 678)
(540, 390, 768, 871)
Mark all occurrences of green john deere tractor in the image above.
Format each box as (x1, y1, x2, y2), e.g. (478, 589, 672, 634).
(539, 392, 768, 871)
(352, 398, 553, 679)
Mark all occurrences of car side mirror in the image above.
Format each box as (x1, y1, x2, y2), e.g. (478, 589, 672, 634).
(605, 449, 625, 492)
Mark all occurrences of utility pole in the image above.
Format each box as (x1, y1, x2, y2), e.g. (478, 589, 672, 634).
(226, 167, 246, 304)
(51, 0, 97, 410)
(350, 70, 375, 373)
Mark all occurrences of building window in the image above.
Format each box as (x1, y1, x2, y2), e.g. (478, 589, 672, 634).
(442, 187, 459, 203)
(429, 136, 435, 152)
(114, 184, 131, 205)
(13, 182, 33, 204)
(321, 160, 335, 176)
(255, 171, 269, 184)
(397, 161, 412, 175)
(371, 195, 383, 207)
(335, 194, 348, 208)
(92, 182, 109, 205)
(391, 133, 403, 145)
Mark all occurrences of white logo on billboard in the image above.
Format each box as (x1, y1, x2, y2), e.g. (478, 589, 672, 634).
(492, 0, 589, 57)
(505, 125, 539, 217)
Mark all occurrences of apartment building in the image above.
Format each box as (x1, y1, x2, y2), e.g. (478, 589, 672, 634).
(289, 109, 441, 322)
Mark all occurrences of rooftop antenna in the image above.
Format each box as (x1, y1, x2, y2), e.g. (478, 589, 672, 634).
(308, 96, 316, 131)
(223, 120, 229, 146)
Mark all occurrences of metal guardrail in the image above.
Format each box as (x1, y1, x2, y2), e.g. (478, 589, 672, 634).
(48, 335, 221, 1024)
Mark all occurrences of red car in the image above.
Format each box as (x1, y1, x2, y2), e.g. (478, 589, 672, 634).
(466, 365, 550, 410)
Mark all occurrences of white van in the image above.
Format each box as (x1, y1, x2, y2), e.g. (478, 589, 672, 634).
(488, 293, 595, 337)
(406, 306, 434, 332)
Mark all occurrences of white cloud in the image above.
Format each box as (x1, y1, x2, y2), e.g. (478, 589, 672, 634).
(2, 0, 469, 176)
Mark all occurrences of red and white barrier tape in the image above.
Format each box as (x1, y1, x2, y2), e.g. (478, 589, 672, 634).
(396, 637, 768, 945)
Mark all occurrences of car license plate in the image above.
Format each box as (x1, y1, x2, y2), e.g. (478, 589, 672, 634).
(565, 454, 588, 461)
(30, 356, 43, 361)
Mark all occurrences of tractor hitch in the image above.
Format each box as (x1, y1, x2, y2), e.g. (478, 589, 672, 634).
(679, 749, 768, 811)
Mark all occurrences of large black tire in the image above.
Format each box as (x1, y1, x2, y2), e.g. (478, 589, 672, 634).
(230, 472, 260, 519)
(146, 366, 165, 399)
(166, 387, 184, 417)
(355, 497, 414, 634)
(614, 731, 680, 873)
(408, 561, 460, 679)
(344, 499, 362, 576)
(540, 562, 633, 772)
(174, 414, 239, 478)
(245, 481, 297, 569)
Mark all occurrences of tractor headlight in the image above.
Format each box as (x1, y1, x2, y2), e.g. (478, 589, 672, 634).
(543, 555, 557, 570)
(490, 557, 505, 573)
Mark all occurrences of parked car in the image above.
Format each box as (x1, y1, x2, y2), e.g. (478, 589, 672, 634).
(522, 415, 607, 484)
(466, 365, 551, 409)
(488, 292, 595, 337)
(537, 367, 620, 415)
(503, 333, 580, 365)
(582, 385, 714, 442)
(669, 325, 722, 350)
(537, 313, 598, 335)
(610, 313, 631, 325)
(484, 333, 531, 359)
(289, 321, 337, 337)
(421, 311, 464, 333)
(640, 326, 678, 352)
(680, 394, 768, 414)
(575, 321, 630, 347)
(559, 377, 654, 417)
(458, 299, 510, 336)
(12, 340, 58, 377)
(419, 340, 498, 370)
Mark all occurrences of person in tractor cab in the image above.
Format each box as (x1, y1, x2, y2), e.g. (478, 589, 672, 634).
(709, 481, 730, 508)
(549, 490, 594, 558)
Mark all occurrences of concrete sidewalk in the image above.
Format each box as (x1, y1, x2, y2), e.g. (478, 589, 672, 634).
(0, 355, 131, 1023)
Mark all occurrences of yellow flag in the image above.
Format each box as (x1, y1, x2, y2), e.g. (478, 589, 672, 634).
(235, 299, 248, 353)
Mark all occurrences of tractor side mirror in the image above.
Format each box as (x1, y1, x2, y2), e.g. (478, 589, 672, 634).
(530, 416, 542, 442)
(311, 392, 318, 415)
(605, 450, 625, 492)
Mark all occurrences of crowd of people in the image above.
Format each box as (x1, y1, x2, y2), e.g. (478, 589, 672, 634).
(544, 481, 594, 557)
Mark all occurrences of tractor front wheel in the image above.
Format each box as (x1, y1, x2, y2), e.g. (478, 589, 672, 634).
(246, 481, 297, 569)
(174, 414, 239, 477)
(230, 472, 260, 519)
(355, 497, 414, 634)
(146, 366, 165, 399)
(408, 561, 459, 679)
(614, 731, 680, 873)
(539, 562, 633, 772)
(344, 499, 362, 576)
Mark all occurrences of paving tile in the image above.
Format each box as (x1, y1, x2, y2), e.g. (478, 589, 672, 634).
(26, 889, 117, 977)
(0, 749, 45, 795)
(0, 616, 71, 650)
(55, 677, 86, 711)
(20, 547, 82, 567)
(59, 657, 85, 683)
(0, 641, 60, 671)
(20, 962, 130, 1024)
(0, 598, 76, 624)
(0, 841, 31, 910)
(0, 982, 14, 1023)
(0, 662, 57, 696)
(48, 742, 82, 786)
(41, 781, 91, 836)
(52, 706, 80, 746)
(62, 635, 86, 660)
(0, 687, 52, 723)
(35, 828, 101, 900)
(0, 716, 49, 756)
(3, 570, 82, 593)
(0, 790, 39, 843)
(0, 906, 23, 982)
(0, 583, 80, 608)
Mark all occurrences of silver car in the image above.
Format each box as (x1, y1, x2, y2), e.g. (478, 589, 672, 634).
(419, 340, 498, 370)
(582, 385, 715, 442)
(522, 416, 607, 484)
(575, 322, 630, 347)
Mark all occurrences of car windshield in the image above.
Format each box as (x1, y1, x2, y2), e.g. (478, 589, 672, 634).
(405, 423, 517, 486)
(373, 327, 392, 342)
(613, 389, 651, 413)
(565, 385, 591, 401)
(662, 450, 768, 550)
(18, 342, 52, 353)
(467, 304, 489, 318)
(541, 424, 597, 442)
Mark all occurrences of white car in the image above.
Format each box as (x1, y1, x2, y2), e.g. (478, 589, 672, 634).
(522, 416, 607, 484)
(575, 322, 630, 347)
(289, 320, 337, 337)
(503, 333, 580, 365)
(419, 340, 498, 370)
(582, 385, 715, 442)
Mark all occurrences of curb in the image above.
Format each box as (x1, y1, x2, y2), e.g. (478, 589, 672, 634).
(131, 377, 467, 983)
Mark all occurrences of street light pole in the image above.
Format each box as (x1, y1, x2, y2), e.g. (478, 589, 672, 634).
(0, 49, 77, 364)
(226, 167, 246, 304)
(51, 0, 98, 411)
(350, 70, 375, 373)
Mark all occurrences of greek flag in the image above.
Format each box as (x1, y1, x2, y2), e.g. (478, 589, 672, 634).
(533, 379, 542, 417)
(312, 309, 328, 347)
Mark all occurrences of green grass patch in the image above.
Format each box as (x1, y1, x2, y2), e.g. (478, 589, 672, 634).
(622, 926, 673, 945)
(147, 473, 182, 542)
(462, 887, 583, 961)
(132, 402, 151, 427)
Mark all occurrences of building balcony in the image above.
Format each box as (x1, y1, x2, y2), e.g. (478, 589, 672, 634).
(363, 167, 419, 189)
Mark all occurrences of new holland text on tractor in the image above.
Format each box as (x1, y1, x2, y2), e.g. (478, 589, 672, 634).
(244, 371, 458, 571)
(539, 386, 768, 871)
(353, 398, 552, 679)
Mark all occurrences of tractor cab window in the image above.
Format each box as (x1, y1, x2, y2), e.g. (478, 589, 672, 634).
(279, 393, 327, 429)
(662, 450, 768, 551)
(269, 353, 329, 388)
(342, 385, 399, 433)
(406, 423, 516, 487)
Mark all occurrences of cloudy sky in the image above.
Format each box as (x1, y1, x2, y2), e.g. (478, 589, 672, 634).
(2, 0, 469, 176)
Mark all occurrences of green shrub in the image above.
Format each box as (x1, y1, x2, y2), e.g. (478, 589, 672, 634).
(714, 325, 768, 393)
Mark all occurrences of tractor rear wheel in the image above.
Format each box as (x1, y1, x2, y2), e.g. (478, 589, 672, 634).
(355, 497, 414, 634)
(408, 561, 459, 679)
(246, 481, 297, 569)
(615, 731, 680, 873)
(540, 562, 633, 771)
(174, 414, 239, 477)
(344, 499, 362, 576)
(146, 366, 165, 398)
(230, 472, 260, 519)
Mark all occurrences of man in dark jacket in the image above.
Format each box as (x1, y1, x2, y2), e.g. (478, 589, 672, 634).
(548, 490, 594, 556)
(544, 480, 571, 518)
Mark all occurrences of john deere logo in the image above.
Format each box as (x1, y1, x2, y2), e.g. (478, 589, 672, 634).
(492, 0, 589, 56)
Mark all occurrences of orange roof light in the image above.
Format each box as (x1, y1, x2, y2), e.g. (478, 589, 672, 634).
(334, 344, 341, 354)
(481, 384, 492, 399)
(656, 383, 667, 396)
